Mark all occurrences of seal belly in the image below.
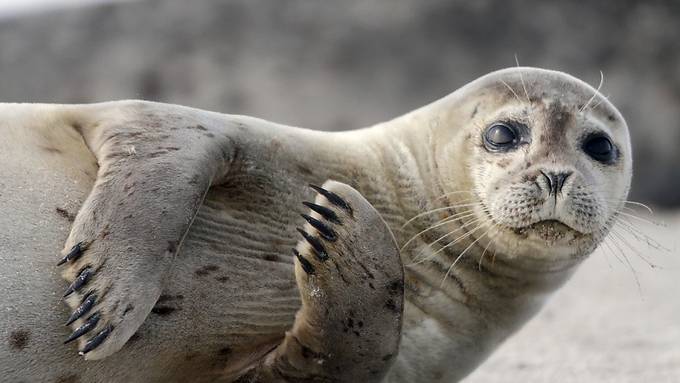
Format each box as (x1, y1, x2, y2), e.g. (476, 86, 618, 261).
(0, 104, 99, 379)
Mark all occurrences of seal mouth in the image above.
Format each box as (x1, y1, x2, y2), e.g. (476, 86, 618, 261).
(511, 219, 586, 242)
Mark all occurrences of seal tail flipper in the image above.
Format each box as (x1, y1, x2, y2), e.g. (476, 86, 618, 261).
(56, 101, 235, 360)
(248, 180, 404, 382)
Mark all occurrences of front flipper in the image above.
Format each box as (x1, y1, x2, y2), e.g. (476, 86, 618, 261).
(249, 181, 404, 382)
(57, 102, 233, 359)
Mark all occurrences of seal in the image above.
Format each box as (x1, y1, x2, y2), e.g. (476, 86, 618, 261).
(0, 67, 631, 382)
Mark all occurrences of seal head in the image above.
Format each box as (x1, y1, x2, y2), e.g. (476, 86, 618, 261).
(432, 68, 632, 267)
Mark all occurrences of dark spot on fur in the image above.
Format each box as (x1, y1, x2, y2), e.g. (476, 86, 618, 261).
(300, 344, 322, 359)
(9, 329, 30, 350)
(123, 304, 134, 315)
(608, 114, 616, 121)
(470, 103, 479, 119)
(100, 225, 111, 239)
(195, 265, 220, 276)
(127, 332, 142, 344)
(187, 124, 208, 131)
(188, 175, 201, 185)
(167, 241, 178, 254)
(384, 299, 399, 313)
(55, 374, 79, 383)
(263, 254, 279, 262)
(296, 163, 314, 176)
(157, 294, 184, 303)
(151, 306, 178, 316)
(205, 132, 215, 138)
(545, 101, 572, 146)
(55, 207, 75, 222)
(233, 370, 257, 383)
(40, 145, 62, 154)
(218, 346, 232, 356)
(387, 280, 404, 295)
(497, 158, 511, 168)
(382, 354, 394, 361)
(216, 276, 229, 283)
(71, 123, 83, 135)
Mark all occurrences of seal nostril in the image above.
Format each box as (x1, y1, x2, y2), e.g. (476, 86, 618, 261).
(555, 171, 572, 193)
(541, 171, 572, 195)
(539, 170, 554, 194)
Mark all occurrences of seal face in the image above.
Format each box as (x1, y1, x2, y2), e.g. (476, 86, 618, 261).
(441, 69, 632, 264)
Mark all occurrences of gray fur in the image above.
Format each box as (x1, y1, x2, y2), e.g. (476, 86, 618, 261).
(0, 67, 631, 382)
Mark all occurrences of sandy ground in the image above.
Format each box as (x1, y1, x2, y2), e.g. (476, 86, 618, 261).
(464, 212, 680, 382)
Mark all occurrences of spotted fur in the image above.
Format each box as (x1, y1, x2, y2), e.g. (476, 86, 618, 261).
(0, 67, 631, 382)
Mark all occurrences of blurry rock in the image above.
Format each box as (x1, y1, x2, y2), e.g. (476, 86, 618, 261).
(0, 0, 678, 206)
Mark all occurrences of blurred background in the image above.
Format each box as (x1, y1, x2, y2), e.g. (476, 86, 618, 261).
(0, 1, 677, 381)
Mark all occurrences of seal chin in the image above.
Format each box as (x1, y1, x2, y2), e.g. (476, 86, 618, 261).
(511, 219, 589, 244)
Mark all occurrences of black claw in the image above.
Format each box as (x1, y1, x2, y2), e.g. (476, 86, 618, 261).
(296, 228, 329, 261)
(309, 184, 352, 213)
(302, 201, 340, 224)
(301, 214, 337, 241)
(57, 242, 84, 266)
(63, 267, 93, 297)
(64, 312, 100, 344)
(292, 248, 315, 275)
(65, 294, 97, 326)
(79, 325, 113, 355)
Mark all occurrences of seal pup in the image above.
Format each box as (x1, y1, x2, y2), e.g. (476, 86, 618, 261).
(0, 67, 631, 382)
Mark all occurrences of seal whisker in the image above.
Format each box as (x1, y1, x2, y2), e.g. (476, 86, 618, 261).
(604, 199, 655, 215)
(434, 191, 475, 202)
(514, 54, 531, 102)
(477, 231, 495, 271)
(414, 219, 489, 265)
(401, 202, 483, 229)
(589, 93, 610, 111)
(580, 70, 605, 113)
(604, 229, 643, 294)
(614, 218, 667, 251)
(400, 210, 476, 251)
(608, 226, 659, 268)
(600, 235, 626, 266)
(418, 215, 485, 255)
(441, 227, 493, 287)
(499, 79, 522, 104)
(615, 210, 665, 228)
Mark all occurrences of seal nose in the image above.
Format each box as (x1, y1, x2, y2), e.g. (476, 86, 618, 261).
(540, 170, 572, 195)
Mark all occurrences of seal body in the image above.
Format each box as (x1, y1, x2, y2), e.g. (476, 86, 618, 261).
(0, 67, 631, 382)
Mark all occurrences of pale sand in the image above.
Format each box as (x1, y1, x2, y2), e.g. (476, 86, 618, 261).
(464, 212, 680, 382)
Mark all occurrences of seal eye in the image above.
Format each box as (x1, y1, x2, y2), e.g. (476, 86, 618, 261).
(583, 134, 617, 163)
(484, 123, 518, 150)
